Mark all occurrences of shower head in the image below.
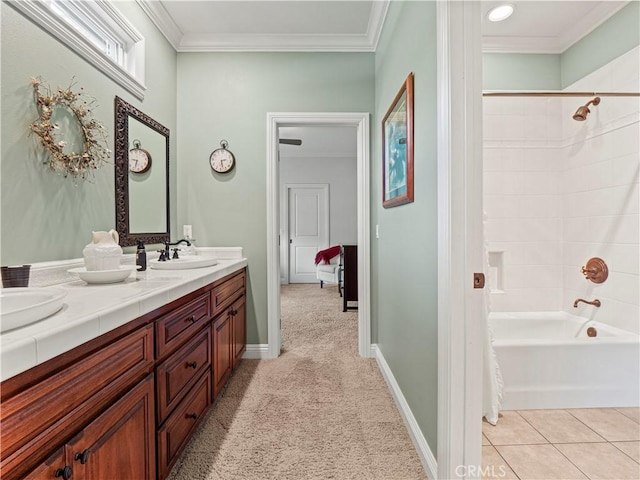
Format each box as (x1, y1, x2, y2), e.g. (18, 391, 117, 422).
(573, 96, 600, 121)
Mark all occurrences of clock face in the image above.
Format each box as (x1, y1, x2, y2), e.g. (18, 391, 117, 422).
(129, 148, 151, 174)
(210, 148, 235, 173)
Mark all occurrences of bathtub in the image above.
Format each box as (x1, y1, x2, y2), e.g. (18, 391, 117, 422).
(490, 312, 640, 410)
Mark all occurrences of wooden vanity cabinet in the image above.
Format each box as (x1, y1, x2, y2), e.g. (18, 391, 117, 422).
(213, 312, 233, 397)
(157, 371, 211, 479)
(154, 292, 213, 478)
(211, 269, 246, 399)
(23, 375, 155, 480)
(1, 267, 247, 480)
(0, 324, 154, 480)
(22, 448, 66, 480)
(231, 296, 246, 369)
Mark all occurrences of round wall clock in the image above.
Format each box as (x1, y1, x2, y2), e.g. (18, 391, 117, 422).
(129, 139, 152, 174)
(209, 140, 235, 174)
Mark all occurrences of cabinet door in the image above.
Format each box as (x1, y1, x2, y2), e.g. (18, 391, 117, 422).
(231, 297, 246, 369)
(212, 313, 232, 398)
(22, 448, 69, 480)
(67, 375, 156, 480)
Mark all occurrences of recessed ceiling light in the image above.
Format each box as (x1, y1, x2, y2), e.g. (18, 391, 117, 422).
(487, 4, 514, 22)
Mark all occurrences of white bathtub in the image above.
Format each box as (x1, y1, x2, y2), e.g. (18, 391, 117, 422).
(490, 312, 640, 410)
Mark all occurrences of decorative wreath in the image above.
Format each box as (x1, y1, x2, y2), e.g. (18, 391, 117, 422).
(30, 77, 111, 181)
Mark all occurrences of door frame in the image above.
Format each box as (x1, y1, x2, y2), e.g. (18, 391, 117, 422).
(436, 1, 484, 478)
(266, 112, 371, 358)
(281, 183, 330, 285)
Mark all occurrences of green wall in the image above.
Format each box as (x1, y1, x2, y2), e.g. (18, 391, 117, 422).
(483, 2, 640, 90)
(483, 53, 561, 90)
(561, 1, 640, 87)
(175, 52, 374, 345)
(0, 2, 177, 264)
(372, 1, 438, 455)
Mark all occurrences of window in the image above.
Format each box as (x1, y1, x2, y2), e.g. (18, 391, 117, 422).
(8, 0, 146, 100)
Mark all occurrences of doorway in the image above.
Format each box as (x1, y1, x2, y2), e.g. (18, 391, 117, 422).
(266, 112, 371, 358)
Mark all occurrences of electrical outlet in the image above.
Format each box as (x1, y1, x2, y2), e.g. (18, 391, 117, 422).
(376, 224, 380, 239)
(183, 225, 192, 238)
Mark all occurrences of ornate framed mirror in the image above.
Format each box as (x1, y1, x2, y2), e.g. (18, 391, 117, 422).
(114, 96, 170, 246)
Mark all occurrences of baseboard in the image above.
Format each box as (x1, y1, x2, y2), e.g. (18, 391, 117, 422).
(242, 344, 270, 359)
(371, 344, 438, 480)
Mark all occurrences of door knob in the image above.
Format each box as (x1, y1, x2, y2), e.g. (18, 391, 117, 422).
(473, 273, 485, 289)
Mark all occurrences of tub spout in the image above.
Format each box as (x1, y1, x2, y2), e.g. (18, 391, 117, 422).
(573, 298, 601, 308)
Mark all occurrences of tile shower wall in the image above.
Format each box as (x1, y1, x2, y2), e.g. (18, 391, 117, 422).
(484, 46, 640, 334)
(483, 96, 564, 312)
(561, 46, 640, 334)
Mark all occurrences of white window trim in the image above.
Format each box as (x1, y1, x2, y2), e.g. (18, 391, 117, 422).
(8, 0, 146, 100)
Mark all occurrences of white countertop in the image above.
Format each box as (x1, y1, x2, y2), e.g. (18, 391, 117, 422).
(0, 250, 247, 382)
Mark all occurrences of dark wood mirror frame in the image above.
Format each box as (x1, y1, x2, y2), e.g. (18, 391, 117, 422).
(114, 96, 170, 246)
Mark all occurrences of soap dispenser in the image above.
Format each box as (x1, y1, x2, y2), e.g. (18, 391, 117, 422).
(136, 240, 147, 271)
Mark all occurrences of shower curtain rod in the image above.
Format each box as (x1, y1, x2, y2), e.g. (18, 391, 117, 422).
(483, 91, 640, 97)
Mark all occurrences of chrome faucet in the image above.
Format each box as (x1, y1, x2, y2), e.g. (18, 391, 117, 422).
(573, 298, 601, 308)
(164, 239, 191, 260)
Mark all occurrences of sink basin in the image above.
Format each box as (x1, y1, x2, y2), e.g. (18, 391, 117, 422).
(0, 287, 67, 333)
(149, 257, 218, 270)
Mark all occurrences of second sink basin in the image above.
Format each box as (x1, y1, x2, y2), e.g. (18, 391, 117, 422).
(0, 287, 67, 333)
(149, 256, 218, 270)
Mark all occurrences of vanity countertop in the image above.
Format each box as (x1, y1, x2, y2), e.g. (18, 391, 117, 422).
(0, 251, 247, 382)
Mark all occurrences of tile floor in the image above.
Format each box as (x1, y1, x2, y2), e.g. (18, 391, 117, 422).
(482, 408, 640, 479)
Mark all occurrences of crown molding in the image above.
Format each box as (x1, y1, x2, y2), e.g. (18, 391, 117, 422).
(177, 33, 374, 52)
(483, 1, 629, 54)
(482, 36, 565, 54)
(138, 0, 389, 52)
(368, 0, 390, 51)
(136, 0, 182, 50)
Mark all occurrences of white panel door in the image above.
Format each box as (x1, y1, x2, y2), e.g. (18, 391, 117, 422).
(288, 185, 329, 283)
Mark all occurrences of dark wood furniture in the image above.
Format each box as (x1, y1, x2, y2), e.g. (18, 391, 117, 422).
(0, 267, 247, 480)
(342, 244, 358, 312)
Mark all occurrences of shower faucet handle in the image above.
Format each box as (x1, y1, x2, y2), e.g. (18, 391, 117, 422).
(580, 257, 608, 284)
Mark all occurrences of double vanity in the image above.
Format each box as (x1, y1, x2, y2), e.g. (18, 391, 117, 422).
(0, 249, 248, 480)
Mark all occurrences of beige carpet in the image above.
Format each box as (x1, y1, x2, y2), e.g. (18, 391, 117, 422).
(168, 284, 428, 480)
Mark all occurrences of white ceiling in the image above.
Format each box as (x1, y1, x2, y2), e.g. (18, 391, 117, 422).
(139, 0, 629, 54)
(278, 126, 357, 159)
(138, 0, 389, 52)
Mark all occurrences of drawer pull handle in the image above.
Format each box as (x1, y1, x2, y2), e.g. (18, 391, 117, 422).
(187, 361, 198, 369)
(74, 449, 90, 465)
(229, 309, 237, 316)
(55, 466, 73, 480)
(186, 413, 197, 420)
(187, 315, 196, 323)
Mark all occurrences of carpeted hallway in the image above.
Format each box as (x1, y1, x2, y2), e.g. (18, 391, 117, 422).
(168, 284, 428, 479)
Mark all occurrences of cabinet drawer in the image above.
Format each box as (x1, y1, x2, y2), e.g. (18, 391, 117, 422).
(1, 325, 153, 476)
(156, 327, 211, 423)
(211, 271, 245, 317)
(157, 372, 211, 480)
(156, 292, 210, 359)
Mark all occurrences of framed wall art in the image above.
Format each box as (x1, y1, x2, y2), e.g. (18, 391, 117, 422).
(382, 72, 414, 208)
